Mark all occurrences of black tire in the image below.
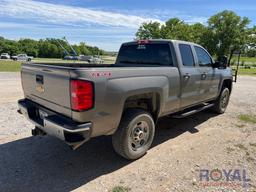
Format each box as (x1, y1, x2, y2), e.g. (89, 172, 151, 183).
(112, 109, 155, 160)
(212, 87, 230, 114)
(27, 58, 31, 62)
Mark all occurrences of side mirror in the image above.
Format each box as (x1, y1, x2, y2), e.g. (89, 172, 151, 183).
(212, 61, 220, 68)
(213, 56, 228, 68)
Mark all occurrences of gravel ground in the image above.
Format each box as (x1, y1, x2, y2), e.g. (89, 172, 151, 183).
(0, 72, 23, 104)
(0, 72, 255, 192)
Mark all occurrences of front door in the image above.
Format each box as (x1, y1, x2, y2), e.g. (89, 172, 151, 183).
(193, 46, 220, 101)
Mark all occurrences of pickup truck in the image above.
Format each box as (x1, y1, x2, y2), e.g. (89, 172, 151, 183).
(12, 54, 33, 61)
(18, 40, 233, 160)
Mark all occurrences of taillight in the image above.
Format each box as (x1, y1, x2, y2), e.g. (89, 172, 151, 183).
(70, 80, 94, 111)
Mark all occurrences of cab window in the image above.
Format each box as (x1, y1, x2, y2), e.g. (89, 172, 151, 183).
(116, 43, 173, 66)
(179, 44, 195, 67)
(195, 46, 212, 67)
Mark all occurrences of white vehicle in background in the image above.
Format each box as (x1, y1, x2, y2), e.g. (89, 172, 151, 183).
(89, 55, 104, 64)
(12, 54, 33, 61)
(0, 53, 10, 59)
(78, 55, 104, 64)
(78, 55, 93, 62)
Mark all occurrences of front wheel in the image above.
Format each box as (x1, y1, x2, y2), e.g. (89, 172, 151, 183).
(212, 87, 230, 114)
(112, 109, 155, 160)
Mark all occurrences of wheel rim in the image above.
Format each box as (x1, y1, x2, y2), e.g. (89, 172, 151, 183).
(129, 121, 150, 151)
(220, 90, 229, 110)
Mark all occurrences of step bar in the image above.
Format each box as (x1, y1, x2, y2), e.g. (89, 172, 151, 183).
(172, 103, 214, 118)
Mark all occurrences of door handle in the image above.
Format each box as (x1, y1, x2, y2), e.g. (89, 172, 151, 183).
(36, 74, 44, 84)
(201, 73, 207, 80)
(183, 73, 190, 80)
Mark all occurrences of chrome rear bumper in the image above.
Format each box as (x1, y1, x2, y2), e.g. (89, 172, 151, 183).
(18, 99, 92, 149)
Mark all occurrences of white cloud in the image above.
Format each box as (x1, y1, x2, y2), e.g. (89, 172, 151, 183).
(0, 0, 163, 28)
(184, 16, 207, 24)
(0, 0, 210, 51)
(99, 9, 208, 24)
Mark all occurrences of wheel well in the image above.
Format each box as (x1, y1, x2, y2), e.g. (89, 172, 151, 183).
(123, 93, 160, 121)
(222, 79, 232, 92)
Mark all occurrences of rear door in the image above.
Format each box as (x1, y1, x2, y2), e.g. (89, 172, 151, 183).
(193, 46, 220, 101)
(178, 43, 202, 108)
(21, 64, 72, 117)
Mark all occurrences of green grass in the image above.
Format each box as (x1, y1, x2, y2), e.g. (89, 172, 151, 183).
(101, 56, 116, 64)
(232, 67, 256, 76)
(237, 68, 256, 76)
(34, 58, 90, 64)
(33, 56, 116, 64)
(238, 114, 256, 124)
(240, 57, 256, 63)
(111, 186, 130, 192)
(0, 60, 21, 72)
(231, 56, 256, 64)
(34, 58, 65, 62)
(0, 56, 117, 72)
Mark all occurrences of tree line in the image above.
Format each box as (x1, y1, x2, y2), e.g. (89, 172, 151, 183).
(0, 37, 105, 58)
(136, 10, 256, 63)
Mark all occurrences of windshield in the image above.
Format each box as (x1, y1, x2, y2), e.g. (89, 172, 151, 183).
(116, 43, 173, 66)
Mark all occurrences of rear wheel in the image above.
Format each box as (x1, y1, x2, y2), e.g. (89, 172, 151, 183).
(212, 87, 230, 114)
(112, 109, 155, 160)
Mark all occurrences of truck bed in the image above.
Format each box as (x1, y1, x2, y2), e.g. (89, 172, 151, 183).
(21, 62, 180, 121)
(25, 62, 167, 68)
(27, 62, 114, 68)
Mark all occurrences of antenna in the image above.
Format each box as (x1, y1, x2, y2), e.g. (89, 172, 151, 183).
(63, 37, 77, 56)
(56, 39, 70, 56)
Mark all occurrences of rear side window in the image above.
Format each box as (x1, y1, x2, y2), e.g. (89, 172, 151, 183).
(179, 44, 194, 67)
(116, 43, 173, 66)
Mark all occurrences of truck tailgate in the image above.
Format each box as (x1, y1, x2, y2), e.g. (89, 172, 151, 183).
(21, 64, 72, 117)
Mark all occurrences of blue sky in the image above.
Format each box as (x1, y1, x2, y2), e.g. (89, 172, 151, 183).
(0, 0, 255, 51)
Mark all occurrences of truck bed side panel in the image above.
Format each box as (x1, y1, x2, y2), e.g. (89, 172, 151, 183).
(70, 67, 180, 137)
